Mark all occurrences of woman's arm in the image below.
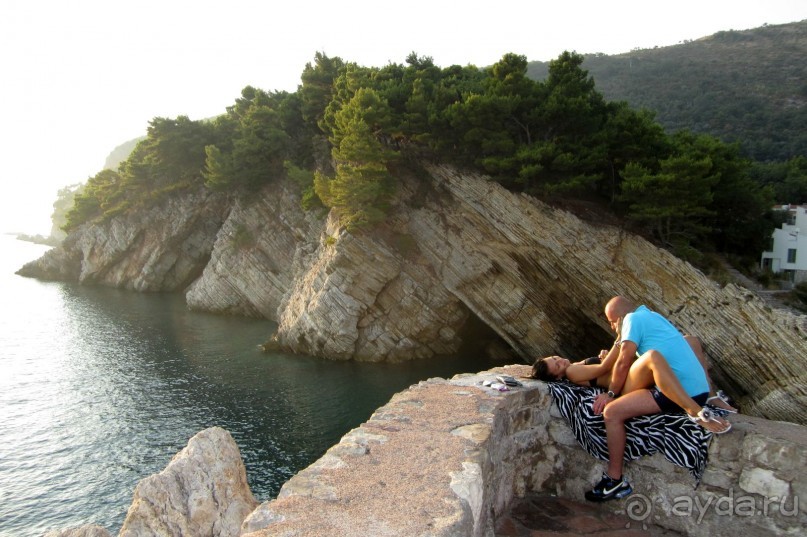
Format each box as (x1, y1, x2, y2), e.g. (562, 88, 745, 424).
(564, 363, 604, 383)
(563, 338, 622, 384)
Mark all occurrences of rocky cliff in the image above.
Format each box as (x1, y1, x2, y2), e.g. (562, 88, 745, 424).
(18, 187, 230, 292)
(17, 164, 807, 424)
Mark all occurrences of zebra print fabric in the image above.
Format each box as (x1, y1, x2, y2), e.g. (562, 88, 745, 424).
(547, 381, 714, 485)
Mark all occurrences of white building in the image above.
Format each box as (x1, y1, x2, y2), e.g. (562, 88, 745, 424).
(760, 204, 807, 284)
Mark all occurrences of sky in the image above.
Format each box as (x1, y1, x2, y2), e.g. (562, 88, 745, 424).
(1, 0, 805, 235)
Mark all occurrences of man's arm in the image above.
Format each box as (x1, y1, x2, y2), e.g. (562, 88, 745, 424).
(597, 340, 623, 372)
(608, 340, 637, 395)
(592, 340, 638, 414)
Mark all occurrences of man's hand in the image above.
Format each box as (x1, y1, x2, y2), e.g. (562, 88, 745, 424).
(593, 392, 614, 414)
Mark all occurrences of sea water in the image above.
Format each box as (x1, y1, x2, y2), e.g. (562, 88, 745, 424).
(0, 234, 499, 536)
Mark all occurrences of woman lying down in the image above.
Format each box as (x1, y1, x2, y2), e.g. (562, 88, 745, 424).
(530, 335, 736, 434)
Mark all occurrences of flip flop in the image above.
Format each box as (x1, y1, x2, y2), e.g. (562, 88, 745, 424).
(688, 407, 732, 434)
(706, 390, 738, 413)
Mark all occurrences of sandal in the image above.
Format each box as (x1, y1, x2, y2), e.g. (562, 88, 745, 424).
(688, 407, 732, 434)
(706, 390, 738, 413)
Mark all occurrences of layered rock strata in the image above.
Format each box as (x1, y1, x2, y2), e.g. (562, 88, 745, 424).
(17, 164, 807, 423)
(185, 180, 322, 318)
(18, 188, 230, 292)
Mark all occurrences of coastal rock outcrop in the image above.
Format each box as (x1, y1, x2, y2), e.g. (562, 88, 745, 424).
(17, 188, 230, 292)
(272, 164, 807, 423)
(185, 179, 322, 319)
(117, 427, 258, 537)
(275, 211, 470, 361)
(17, 164, 807, 423)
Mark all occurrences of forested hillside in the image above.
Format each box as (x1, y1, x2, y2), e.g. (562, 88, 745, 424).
(527, 20, 807, 163)
(67, 46, 799, 278)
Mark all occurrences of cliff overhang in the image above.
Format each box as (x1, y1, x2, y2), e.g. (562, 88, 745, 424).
(17, 163, 807, 424)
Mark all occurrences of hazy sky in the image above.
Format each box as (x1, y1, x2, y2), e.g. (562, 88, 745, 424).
(1, 0, 805, 235)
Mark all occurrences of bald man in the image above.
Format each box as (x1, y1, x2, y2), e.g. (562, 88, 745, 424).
(585, 296, 730, 502)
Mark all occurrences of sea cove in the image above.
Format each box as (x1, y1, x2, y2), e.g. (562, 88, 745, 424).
(0, 235, 499, 536)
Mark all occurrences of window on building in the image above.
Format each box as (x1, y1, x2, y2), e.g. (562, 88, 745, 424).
(787, 213, 797, 225)
(787, 249, 797, 263)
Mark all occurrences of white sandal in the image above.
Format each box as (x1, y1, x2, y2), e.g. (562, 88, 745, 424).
(688, 407, 732, 434)
(705, 390, 738, 413)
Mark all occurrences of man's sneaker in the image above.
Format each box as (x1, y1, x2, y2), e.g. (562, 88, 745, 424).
(584, 472, 632, 502)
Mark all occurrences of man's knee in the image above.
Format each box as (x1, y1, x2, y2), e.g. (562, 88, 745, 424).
(602, 403, 623, 425)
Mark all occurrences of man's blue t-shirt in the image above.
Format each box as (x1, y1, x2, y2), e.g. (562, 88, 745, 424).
(621, 305, 709, 396)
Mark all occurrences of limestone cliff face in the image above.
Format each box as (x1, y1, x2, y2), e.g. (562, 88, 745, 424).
(17, 165, 807, 423)
(271, 164, 807, 423)
(189, 177, 470, 360)
(185, 180, 322, 319)
(275, 212, 469, 361)
(17, 187, 230, 292)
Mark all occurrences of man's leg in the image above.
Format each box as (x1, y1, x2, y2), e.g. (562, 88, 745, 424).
(586, 389, 660, 502)
(602, 389, 661, 480)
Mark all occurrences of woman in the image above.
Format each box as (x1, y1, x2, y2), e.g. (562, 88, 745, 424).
(533, 352, 611, 388)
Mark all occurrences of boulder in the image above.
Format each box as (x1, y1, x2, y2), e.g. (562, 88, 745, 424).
(118, 427, 257, 537)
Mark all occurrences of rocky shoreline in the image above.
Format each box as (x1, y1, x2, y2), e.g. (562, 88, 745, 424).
(43, 365, 807, 537)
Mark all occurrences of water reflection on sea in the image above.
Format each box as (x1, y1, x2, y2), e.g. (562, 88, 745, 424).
(0, 235, 501, 536)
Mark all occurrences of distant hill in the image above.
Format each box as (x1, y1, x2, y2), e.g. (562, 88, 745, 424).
(104, 137, 144, 171)
(527, 20, 807, 162)
(104, 22, 804, 171)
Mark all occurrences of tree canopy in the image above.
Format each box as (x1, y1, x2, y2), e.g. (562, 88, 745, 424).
(64, 49, 785, 266)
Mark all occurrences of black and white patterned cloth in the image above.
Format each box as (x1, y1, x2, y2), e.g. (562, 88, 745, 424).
(547, 381, 715, 485)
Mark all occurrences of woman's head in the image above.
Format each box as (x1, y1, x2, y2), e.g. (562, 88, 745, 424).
(530, 356, 569, 381)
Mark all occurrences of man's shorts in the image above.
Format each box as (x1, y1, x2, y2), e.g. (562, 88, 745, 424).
(650, 386, 708, 413)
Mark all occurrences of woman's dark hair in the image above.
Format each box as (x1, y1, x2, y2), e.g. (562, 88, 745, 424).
(530, 357, 556, 381)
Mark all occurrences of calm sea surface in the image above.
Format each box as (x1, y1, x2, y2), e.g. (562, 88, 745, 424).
(0, 234, 499, 537)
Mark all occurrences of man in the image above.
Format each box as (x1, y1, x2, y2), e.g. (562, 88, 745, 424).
(585, 296, 730, 502)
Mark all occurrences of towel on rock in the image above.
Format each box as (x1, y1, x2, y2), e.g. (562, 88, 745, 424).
(547, 381, 713, 485)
